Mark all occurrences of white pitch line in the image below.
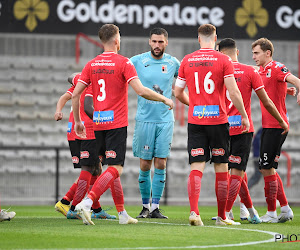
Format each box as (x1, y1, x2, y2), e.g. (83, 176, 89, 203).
(15, 218, 280, 249)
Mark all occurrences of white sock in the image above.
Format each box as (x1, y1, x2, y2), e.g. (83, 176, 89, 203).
(267, 211, 277, 217)
(143, 204, 150, 210)
(281, 205, 290, 213)
(240, 203, 247, 210)
(225, 211, 230, 219)
(151, 203, 159, 212)
(83, 197, 93, 210)
(118, 210, 128, 217)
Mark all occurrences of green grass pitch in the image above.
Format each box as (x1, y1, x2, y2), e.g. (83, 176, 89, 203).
(0, 205, 299, 249)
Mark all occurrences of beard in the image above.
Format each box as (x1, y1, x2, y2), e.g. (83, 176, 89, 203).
(151, 47, 164, 58)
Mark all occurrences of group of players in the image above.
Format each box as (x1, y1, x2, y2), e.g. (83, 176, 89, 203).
(53, 23, 300, 226)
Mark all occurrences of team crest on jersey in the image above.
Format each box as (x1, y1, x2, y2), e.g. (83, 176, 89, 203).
(266, 69, 271, 78)
(229, 155, 241, 164)
(106, 150, 116, 158)
(212, 148, 225, 156)
(281, 67, 289, 73)
(193, 105, 219, 119)
(72, 156, 79, 164)
(80, 151, 90, 159)
(67, 122, 72, 133)
(162, 65, 167, 73)
(191, 148, 204, 157)
(274, 155, 280, 162)
(228, 115, 242, 127)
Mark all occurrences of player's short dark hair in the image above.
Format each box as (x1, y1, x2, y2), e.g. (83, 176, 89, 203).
(218, 38, 237, 52)
(252, 38, 274, 56)
(198, 24, 216, 37)
(150, 28, 168, 39)
(98, 24, 119, 43)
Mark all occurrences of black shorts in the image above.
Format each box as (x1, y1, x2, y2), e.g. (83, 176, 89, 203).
(259, 128, 288, 169)
(68, 140, 81, 169)
(188, 123, 229, 164)
(79, 139, 100, 168)
(95, 126, 127, 166)
(228, 133, 253, 171)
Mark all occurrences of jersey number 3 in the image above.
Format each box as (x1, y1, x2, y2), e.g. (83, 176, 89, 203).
(97, 79, 106, 102)
(194, 71, 215, 94)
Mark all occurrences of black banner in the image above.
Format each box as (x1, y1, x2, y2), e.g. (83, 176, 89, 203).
(0, 0, 299, 40)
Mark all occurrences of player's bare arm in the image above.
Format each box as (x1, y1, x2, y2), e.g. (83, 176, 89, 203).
(72, 82, 87, 138)
(224, 76, 250, 133)
(174, 85, 189, 106)
(256, 88, 289, 134)
(286, 74, 300, 105)
(54, 93, 71, 121)
(129, 78, 174, 109)
(84, 96, 94, 120)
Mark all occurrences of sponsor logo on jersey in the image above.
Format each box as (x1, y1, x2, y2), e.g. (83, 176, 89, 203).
(193, 105, 219, 119)
(274, 155, 280, 162)
(93, 111, 114, 124)
(67, 122, 72, 133)
(229, 155, 241, 164)
(212, 148, 225, 156)
(106, 150, 117, 158)
(191, 148, 204, 157)
(228, 115, 242, 127)
(162, 65, 167, 73)
(152, 84, 163, 95)
(72, 156, 79, 164)
(80, 151, 90, 159)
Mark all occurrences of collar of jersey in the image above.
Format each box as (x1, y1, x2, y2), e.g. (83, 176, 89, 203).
(199, 48, 214, 52)
(102, 51, 116, 54)
(263, 60, 273, 70)
(147, 51, 166, 62)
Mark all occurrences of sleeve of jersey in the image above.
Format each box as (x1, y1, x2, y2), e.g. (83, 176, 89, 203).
(174, 57, 181, 77)
(175, 63, 186, 88)
(72, 74, 81, 86)
(252, 69, 265, 92)
(67, 85, 75, 96)
(124, 59, 139, 84)
(223, 58, 235, 78)
(277, 64, 291, 82)
(78, 63, 91, 86)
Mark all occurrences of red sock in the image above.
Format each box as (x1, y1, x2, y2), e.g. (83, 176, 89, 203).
(215, 172, 229, 220)
(239, 173, 247, 204)
(188, 170, 203, 215)
(72, 170, 92, 207)
(63, 182, 77, 202)
(264, 174, 278, 212)
(90, 175, 98, 186)
(239, 174, 253, 208)
(276, 172, 288, 207)
(88, 167, 119, 202)
(90, 175, 101, 209)
(110, 177, 124, 212)
(226, 175, 242, 212)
